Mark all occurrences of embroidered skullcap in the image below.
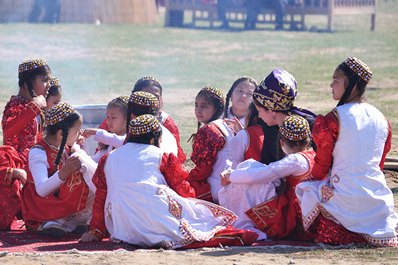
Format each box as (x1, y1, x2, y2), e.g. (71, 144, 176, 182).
(49, 77, 61, 88)
(136, 76, 161, 84)
(18, 59, 48, 74)
(279, 115, 310, 141)
(116, 95, 130, 104)
(45, 102, 75, 126)
(199, 86, 224, 102)
(253, 68, 297, 112)
(128, 114, 161, 136)
(340, 57, 372, 83)
(129, 91, 159, 110)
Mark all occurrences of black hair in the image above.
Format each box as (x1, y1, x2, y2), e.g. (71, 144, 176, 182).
(279, 134, 311, 152)
(108, 97, 128, 119)
(47, 81, 61, 98)
(126, 100, 160, 133)
(133, 78, 163, 96)
(45, 112, 81, 169)
(223, 77, 257, 118)
(18, 65, 51, 98)
(126, 127, 162, 148)
(337, 64, 368, 107)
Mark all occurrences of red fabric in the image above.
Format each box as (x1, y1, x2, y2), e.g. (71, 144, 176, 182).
(311, 110, 339, 180)
(244, 125, 264, 161)
(160, 153, 196, 198)
(187, 123, 226, 202)
(21, 140, 89, 229)
(0, 146, 25, 230)
(98, 118, 109, 131)
(246, 150, 316, 240)
(379, 121, 392, 170)
(2, 96, 43, 163)
(89, 155, 109, 237)
(163, 115, 186, 163)
(182, 226, 258, 249)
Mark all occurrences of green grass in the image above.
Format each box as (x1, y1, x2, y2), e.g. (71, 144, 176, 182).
(1, 2, 398, 157)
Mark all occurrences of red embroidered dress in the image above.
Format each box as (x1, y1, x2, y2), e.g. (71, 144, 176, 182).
(161, 113, 186, 163)
(2, 96, 43, 163)
(246, 150, 316, 240)
(21, 140, 89, 229)
(0, 146, 25, 230)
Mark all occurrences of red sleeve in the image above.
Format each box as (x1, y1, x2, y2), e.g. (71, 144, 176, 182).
(187, 124, 226, 201)
(0, 146, 24, 186)
(98, 118, 109, 131)
(2, 100, 40, 139)
(379, 121, 392, 170)
(311, 110, 339, 180)
(160, 153, 196, 198)
(89, 155, 109, 238)
(163, 116, 186, 163)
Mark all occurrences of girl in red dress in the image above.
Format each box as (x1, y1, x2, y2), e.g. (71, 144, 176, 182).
(21, 103, 95, 237)
(219, 115, 315, 240)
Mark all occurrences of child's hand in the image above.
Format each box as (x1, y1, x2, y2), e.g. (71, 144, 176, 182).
(224, 116, 244, 134)
(97, 142, 108, 151)
(220, 169, 232, 186)
(11, 168, 27, 185)
(58, 156, 82, 181)
(32, 95, 47, 110)
(82, 128, 98, 138)
(79, 232, 100, 242)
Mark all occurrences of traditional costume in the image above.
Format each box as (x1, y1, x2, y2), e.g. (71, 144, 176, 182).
(88, 115, 257, 248)
(219, 115, 315, 240)
(296, 57, 398, 246)
(21, 103, 96, 233)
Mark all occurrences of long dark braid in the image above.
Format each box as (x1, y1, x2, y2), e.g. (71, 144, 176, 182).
(54, 126, 69, 169)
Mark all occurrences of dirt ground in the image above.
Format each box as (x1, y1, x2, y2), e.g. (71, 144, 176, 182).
(1, 170, 397, 265)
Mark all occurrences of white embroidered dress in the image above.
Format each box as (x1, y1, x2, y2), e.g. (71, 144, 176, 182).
(296, 103, 398, 245)
(103, 142, 237, 249)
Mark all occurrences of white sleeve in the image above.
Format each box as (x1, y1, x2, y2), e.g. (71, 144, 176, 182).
(94, 130, 125, 148)
(28, 148, 64, 197)
(231, 129, 249, 169)
(229, 154, 309, 184)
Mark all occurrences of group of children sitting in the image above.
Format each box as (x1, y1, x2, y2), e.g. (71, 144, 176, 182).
(1, 57, 397, 249)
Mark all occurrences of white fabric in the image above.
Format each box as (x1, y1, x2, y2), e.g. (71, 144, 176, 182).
(94, 129, 125, 148)
(103, 142, 237, 249)
(218, 154, 309, 239)
(226, 107, 248, 129)
(296, 103, 398, 241)
(231, 129, 249, 169)
(159, 124, 178, 156)
(206, 119, 235, 203)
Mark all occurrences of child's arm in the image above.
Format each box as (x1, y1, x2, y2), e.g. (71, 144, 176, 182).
(29, 148, 81, 197)
(226, 154, 309, 185)
(84, 129, 125, 149)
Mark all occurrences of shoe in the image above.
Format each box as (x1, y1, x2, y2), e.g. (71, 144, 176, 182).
(72, 224, 89, 234)
(39, 222, 67, 238)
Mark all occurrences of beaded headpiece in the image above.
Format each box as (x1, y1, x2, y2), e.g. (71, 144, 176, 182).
(253, 68, 297, 112)
(341, 57, 372, 83)
(49, 77, 61, 88)
(279, 115, 310, 141)
(136, 76, 161, 84)
(116, 95, 130, 104)
(45, 102, 75, 126)
(128, 114, 161, 136)
(18, 59, 48, 74)
(129, 91, 159, 110)
(199, 86, 224, 101)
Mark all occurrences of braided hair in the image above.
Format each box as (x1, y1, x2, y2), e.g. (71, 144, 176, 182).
(336, 64, 368, 107)
(46, 112, 81, 169)
(223, 76, 257, 118)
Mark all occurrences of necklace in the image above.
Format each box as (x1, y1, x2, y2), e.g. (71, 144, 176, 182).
(43, 138, 60, 151)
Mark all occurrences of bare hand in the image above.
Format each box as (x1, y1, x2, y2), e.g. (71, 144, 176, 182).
(32, 95, 47, 110)
(220, 169, 232, 186)
(58, 156, 82, 181)
(12, 168, 27, 185)
(82, 128, 98, 138)
(79, 232, 100, 243)
(224, 116, 244, 134)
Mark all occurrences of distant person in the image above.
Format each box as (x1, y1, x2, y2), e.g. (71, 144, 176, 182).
(296, 57, 398, 246)
(28, 0, 61, 23)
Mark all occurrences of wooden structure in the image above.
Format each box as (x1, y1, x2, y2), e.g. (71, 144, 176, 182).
(164, 0, 377, 31)
(0, 0, 158, 24)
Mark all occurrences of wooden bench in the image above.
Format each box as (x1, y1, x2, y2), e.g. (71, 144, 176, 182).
(165, 0, 376, 31)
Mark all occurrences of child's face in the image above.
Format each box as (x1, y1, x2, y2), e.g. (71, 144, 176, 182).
(46, 94, 62, 111)
(66, 118, 83, 146)
(106, 106, 127, 135)
(330, 69, 347, 101)
(195, 95, 216, 124)
(231, 80, 255, 112)
(32, 75, 51, 97)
